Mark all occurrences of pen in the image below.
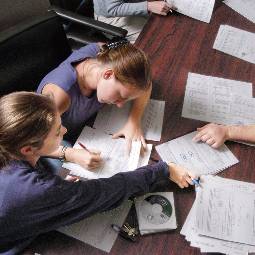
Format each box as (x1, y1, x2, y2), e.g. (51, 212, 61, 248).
(78, 141, 91, 153)
(192, 178, 201, 187)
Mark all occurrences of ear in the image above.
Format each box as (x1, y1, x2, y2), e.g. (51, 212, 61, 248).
(20, 145, 36, 157)
(103, 69, 114, 80)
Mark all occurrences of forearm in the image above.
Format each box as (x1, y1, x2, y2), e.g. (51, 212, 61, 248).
(34, 161, 170, 233)
(44, 146, 74, 162)
(227, 125, 255, 143)
(106, 1, 148, 17)
(128, 84, 152, 123)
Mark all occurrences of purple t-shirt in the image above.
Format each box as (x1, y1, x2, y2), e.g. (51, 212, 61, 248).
(37, 43, 103, 142)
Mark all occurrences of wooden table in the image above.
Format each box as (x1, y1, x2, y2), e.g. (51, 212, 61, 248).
(25, 1, 255, 254)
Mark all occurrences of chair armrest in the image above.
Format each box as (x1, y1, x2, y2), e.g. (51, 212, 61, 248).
(49, 5, 128, 38)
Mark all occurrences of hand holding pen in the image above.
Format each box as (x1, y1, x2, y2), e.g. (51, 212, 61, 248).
(168, 162, 200, 189)
(67, 141, 102, 170)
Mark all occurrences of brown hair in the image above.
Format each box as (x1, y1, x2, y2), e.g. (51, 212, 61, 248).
(97, 41, 151, 90)
(0, 92, 57, 168)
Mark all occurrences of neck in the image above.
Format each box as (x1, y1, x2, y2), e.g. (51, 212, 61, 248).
(26, 155, 39, 167)
(77, 59, 101, 95)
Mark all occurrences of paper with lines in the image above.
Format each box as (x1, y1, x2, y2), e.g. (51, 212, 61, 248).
(182, 73, 255, 125)
(155, 131, 238, 176)
(224, 0, 255, 24)
(62, 126, 152, 179)
(167, 0, 215, 23)
(93, 99, 165, 141)
(213, 25, 255, 64)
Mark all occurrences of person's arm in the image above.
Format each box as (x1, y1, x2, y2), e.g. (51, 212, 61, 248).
(23, 161, 195, 237)
(112, 83, 152, 153)
(42, 83, 70, 114)
(45, 145, 102, 170)
(104, 0, 148, 17)
(193, 123, 255, 148)
(147, 1, 176, 16)
(103, 0, 175, 17)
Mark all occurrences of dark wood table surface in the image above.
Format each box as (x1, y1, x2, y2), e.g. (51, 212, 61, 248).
(25, 1, 255, 254)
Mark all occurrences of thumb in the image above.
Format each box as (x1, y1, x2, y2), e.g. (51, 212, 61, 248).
(65, 175, 79, 182)
(112, 131, 123, 139)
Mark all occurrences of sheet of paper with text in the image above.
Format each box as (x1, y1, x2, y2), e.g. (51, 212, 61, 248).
(167, 0, 215, 23)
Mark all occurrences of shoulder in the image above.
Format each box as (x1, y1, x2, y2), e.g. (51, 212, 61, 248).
(70, 43, 100, 61)
(42, 83, 70, 114)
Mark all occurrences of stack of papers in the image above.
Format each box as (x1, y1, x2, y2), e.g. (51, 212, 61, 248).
(182, 72, 255, 125)
(59, 200, 132, 253)
(155, 131, 239, 176)
(93, 99, 165, 141)
(135, 192, 177, 235)
(63, 126, 152, 179)
(224, 0, 255, 24)
(181, 176, 255, 255)
(167, 0, 215, 23)
(213, 25, 255, 64)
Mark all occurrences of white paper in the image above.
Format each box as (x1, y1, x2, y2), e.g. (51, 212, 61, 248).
(127, 141, 142, 171)
(93, 99, 165, 141)
(213, 25, 255, 64)
(167, 0, 215, 23)
(62, 126, 152, 179)
(59, 200, 132, 253)
(224, 0, 255, 24)
(181, 176, 255, 254)
(155, 131, 239, 176)
(182, 72, 255, 125)
(196, 176, 255, 246)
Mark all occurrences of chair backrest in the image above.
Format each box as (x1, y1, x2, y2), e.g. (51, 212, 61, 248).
(0, 12, 72, 95)
(0, 0, 50, 31)
(49, 0, 93, 17)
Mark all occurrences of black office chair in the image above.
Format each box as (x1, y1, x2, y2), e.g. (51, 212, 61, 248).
(49, 0, 128, 47)
(0, 9, 128, 95)
(0, 12, 72, 95)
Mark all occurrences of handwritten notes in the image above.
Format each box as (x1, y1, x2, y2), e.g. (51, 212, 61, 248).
(93, 99, 165, 141)
(62, 126, 152, 179)
(155, 131, 238, 175)
(213, 25, 255, 64)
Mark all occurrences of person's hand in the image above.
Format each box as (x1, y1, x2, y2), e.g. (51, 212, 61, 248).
(65, 147, 103, 170)
(65, 175, 80, 182)
(192, 123, 230, 148)
(112, 120, 147, 155)
(168, 162, 197, 188)
(147, 1, 177, 16)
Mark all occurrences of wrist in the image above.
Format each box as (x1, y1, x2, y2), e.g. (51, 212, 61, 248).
(63, 147, 74, 162)
(225, 125, 233, 140)
(59, 146, 68, 162)
(168, 162, 176, 179)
